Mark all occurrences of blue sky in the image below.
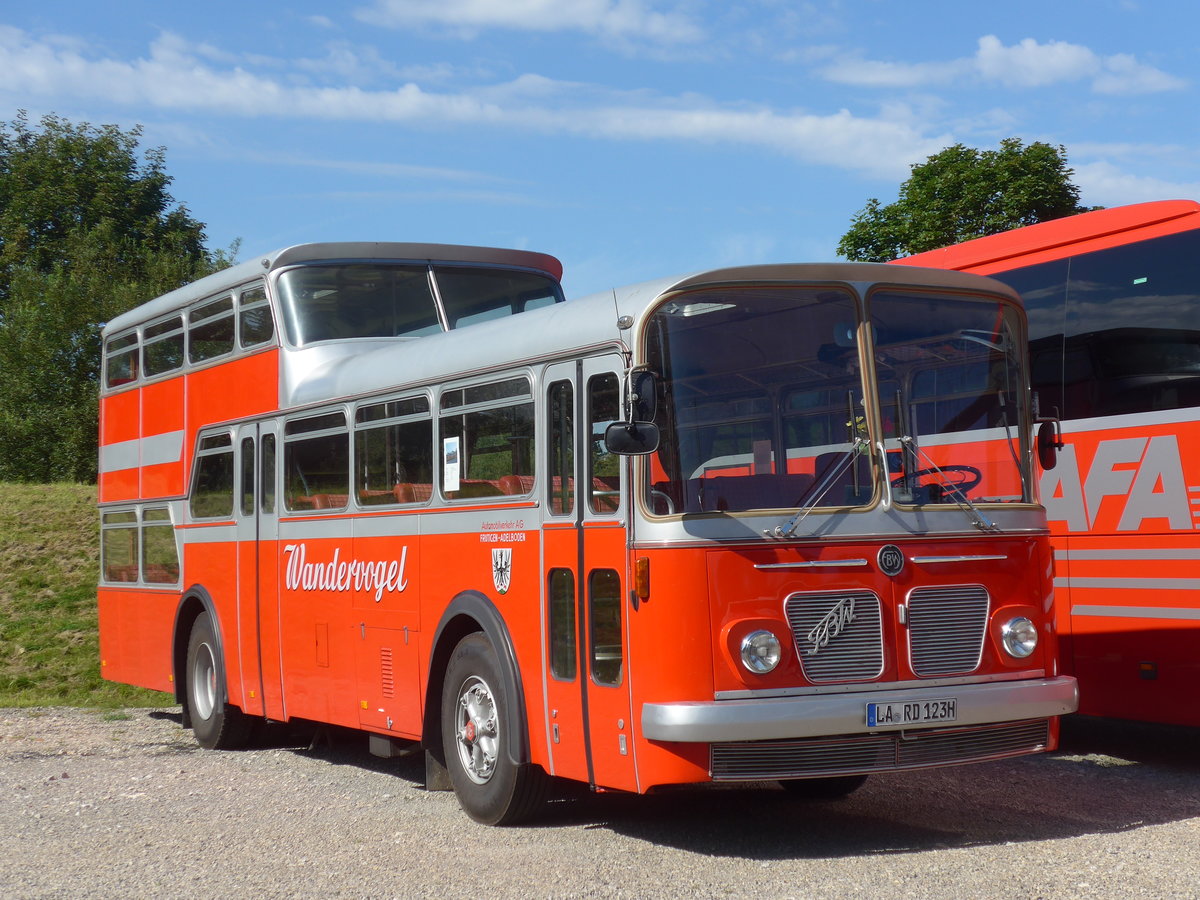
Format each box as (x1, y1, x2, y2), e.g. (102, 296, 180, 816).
(3, 1, 1198, 298)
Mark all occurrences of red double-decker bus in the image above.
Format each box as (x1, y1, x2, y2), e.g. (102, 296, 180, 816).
(98, 244, 1075, 823)
(900, 200, 1200, 727)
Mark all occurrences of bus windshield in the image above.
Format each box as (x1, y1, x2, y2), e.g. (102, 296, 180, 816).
(277, 263, 562, 346)
(644, 285, 1031, 515)
(872, 290, 1031, 507)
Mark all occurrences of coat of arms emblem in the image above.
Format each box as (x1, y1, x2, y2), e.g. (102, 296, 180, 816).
(492, 548, 512, 594)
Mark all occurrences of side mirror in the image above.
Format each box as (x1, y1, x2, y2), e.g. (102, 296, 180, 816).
(605, 421, 660, 455)
(1036, 419, 1062, 470)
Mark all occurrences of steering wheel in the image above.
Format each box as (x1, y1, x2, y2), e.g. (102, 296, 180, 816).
(891, 464, 982, 496)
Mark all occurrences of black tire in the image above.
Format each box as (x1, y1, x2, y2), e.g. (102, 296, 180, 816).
(441, 633, 546, 825)
(185, 612, 252, 751)
(778, 774, 868, 800)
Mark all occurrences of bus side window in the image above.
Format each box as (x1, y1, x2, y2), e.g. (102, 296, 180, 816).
(240, 437, 256, 517)
(284, 412, 350, 512)
(355, 396, 433, 506)
(189, 295, 235, 363)
(587, 374, 620, 514)
(142, 315, 185, 377)
(238, 284, 274, 349)
(141, 508, 179, 584)
(589, 569, 622, 686)
(548, 568, 577, 680)
(100, 510, 139, 582)
(190, 433, 235, 519)
(439, 377, 535, 501)
(260, 434, 276, 514)
(548, 380, 574, 515)
(104, 332, 139, 388)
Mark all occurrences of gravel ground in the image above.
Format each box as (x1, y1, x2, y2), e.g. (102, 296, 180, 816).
(2, 708, 1200, 899)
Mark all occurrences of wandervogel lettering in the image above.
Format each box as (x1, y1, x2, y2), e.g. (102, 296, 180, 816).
(283, 542, 409, 602)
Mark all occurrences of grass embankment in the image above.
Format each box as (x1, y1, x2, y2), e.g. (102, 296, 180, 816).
(0, 482, 163, 707)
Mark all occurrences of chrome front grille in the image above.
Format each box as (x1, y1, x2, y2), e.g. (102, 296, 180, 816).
(785, 591, 883, 683)
(710, 719, 1050, 781)
(908, 586, 989, 676)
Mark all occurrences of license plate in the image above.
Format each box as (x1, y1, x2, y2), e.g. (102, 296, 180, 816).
(866, 697, 957, 727)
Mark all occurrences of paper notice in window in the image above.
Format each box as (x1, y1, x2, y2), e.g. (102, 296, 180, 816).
(443, 436, 461, 493)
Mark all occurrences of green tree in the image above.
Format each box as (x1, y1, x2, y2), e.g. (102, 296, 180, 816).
(0, 112, 232, 482)
(837, 138, 1095, 262)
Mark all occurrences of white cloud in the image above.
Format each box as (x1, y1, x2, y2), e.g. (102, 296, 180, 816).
(1073, 161, 1200, 208)
(354, 0, 704, 43)
(973, 35, 1096, 88)
(819, 56, 968, 88)
(1093, 53, 1187, 95)
(0, 26, 943, 180)
(294, 42, 404, 83)
(820, 34, 1184, 96)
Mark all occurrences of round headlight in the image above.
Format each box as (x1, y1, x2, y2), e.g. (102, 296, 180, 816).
(740, 630, 781, 674)
(1001, 616, 1038, 658)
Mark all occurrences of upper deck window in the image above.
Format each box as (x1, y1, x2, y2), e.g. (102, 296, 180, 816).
(276, 262, 563, 347)
(437, 267, 561, 328)
(277, 264, 441, 346)
(238, 285, 274, 349)
(104, 331, 139, 388)
(143, 315, 185, 377)
(188, 295, 235, 363)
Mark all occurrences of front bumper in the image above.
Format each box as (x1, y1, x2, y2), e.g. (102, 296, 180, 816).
(642, 675, 1078, 743)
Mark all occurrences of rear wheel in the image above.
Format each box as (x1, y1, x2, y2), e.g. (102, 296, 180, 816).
(441, 633, 546, 825)
(778, 774, 868, 799)
(185, 612, 251, 750)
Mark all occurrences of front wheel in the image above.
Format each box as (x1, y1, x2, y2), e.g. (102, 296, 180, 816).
(441, 633, 546, 825)
(185, 612, 252, 750)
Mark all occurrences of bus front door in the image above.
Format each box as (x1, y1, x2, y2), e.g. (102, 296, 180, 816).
(540, 358, 637, 792)
(234, 421, 284, 721)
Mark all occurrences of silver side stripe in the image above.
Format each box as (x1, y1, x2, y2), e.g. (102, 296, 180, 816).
(1056, 576, 1200, 591)
(1073, 605, 1200, 621)
(912, 554, 1008, 564)
(99, 430, 185, 474)
(754, 559, 868, 569)
(1056, 548, 1200, 561)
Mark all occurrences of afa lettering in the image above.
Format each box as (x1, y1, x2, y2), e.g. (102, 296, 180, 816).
(1040, 435, 1198, 532)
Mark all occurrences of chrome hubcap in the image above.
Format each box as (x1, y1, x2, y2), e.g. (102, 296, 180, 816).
(455, 676, 498, 785)
(191, 641, 217, 720)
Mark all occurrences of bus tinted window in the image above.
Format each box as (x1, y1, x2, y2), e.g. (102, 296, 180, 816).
(277, 264, 441, 346)
(994, 231, 1200, 420)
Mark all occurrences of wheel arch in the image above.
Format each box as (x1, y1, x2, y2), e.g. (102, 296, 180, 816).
(171, 585, 226, 713)
(424, 590, 531, 767)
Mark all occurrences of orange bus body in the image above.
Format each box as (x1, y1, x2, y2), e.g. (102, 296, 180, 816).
(899, 200, 1200, 726)
(99, 247, 1075, 823)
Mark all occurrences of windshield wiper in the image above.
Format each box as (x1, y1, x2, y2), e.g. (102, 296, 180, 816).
(772, 436, 870, 538)
(897, 435, 999, 532)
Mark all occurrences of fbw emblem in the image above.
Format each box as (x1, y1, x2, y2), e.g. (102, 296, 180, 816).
(492, 548, 513, 594)
(878, 544, 905, 577)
